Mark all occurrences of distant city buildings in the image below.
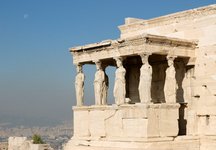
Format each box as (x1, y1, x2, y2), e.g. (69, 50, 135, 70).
(0, 122, 72, 150)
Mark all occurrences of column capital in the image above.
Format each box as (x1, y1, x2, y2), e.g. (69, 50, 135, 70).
(75, 62, 83, 66)
(93, 59, 101, 64)
(114, 56, 124, 62)
(114, 56, 124, 67)
(166, 55, 177, 67)
(75, 63, 83, 73)
(94, 60, 102, 69)
(139, 53, 152, 64)
(166, 55, 177, 60)
(139, 52, 152, 57)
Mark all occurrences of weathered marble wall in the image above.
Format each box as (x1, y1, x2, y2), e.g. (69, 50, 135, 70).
(73, 104, 179, 139)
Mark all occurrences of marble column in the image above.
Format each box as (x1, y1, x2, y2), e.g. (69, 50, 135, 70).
(113, 57, 126, 105)
(164, 56, 177, 103)
(75, 64, 85, 106)
(138, 53, 152, 103)
(94, 60, 105, 105)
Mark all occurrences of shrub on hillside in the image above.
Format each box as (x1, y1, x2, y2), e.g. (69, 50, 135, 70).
(32, 134, 45, 144)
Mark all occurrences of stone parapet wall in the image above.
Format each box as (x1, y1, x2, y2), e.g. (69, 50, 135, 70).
(73, 104, 179, 139)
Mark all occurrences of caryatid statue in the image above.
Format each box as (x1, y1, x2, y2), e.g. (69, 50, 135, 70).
(164, 56, 177, 103)
(75, 64, 85, 106)
(94, 60, 105, 105)
(138, 53, 152, 103)
(113, 57, 126, 105)
(102, 65, 109, 105)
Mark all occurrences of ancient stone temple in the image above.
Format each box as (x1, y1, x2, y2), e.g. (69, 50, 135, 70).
(64, 4, 216, 150)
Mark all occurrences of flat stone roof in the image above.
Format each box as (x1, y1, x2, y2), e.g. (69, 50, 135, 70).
(70, 34, 197, 52)
(70, 34, 197, 64)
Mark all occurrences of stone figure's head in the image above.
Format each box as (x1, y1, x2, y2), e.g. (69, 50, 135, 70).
(140, 53, 150, 64)
(76, 64, 83, 73)
(94, 60, 102, 70)
(114, 57, 123, 67)
(167, 56, 176, 66)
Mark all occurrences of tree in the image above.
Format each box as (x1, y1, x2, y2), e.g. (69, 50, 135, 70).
(32, 134, 45, 144)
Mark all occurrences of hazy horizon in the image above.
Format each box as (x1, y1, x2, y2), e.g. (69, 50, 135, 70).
(0, 0, 215, 127)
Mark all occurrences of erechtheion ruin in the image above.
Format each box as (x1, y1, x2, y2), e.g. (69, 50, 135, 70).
(64, 4, 216, 150)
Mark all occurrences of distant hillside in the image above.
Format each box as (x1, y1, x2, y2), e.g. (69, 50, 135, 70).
(0, 114, 71, 127)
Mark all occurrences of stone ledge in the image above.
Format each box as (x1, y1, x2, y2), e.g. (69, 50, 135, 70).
(65, 136, 200, 150)
(72, 136, 174, 143)
(174, 136, 199, 141)
(73, 103, 180, 111)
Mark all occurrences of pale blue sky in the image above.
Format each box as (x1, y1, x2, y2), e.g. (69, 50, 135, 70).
(0, 0, 215, 126)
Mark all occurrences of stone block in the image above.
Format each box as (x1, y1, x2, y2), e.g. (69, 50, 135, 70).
(159, 105, 179, 137)
(89, 110, 105, 137)
(104, 109, 123, 137)
(147, 107, 160, 137)
(187, 110, 198, 136)
(122, 118, 148, 137)
(8, 137, 53, 150)
(8, 137, 27, 150)
(206, 116, 216, 135)
(197, 95, 216, 115)
(29, 144, 52, 150)
(121, 104, 148, 119)
(74, 110, 90, 137)
(198, 115, 216, 136)
(197, 115, 207, 135)
(200, 137, 216, 150)
(199, 25, 216, 46)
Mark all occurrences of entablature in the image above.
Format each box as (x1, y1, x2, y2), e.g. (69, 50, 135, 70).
(70, 34, 197, 65)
